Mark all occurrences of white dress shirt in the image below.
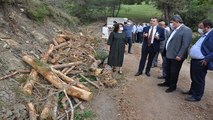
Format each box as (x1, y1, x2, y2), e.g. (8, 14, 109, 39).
(166, 24, 183, 50)
(137, 25, 143, 32)
(190, 29, 213, 59)
(148, 26, 157, 44)
(132, 25, 137, 33)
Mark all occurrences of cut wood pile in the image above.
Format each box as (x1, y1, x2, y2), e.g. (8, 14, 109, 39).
(0, 31, 117, 119)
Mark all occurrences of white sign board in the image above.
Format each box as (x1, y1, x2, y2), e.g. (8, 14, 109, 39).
(107, 17, 128, 28)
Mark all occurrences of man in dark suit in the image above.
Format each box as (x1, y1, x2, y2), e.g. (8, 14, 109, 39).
(135, 17, 165, 77)
(183, 19, 213, 102)
(158, 15, 193, 93)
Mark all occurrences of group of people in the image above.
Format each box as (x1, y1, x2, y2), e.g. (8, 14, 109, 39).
(107, 15, 213, 102)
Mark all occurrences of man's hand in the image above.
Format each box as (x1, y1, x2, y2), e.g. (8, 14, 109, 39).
(107, 46, 110, 51)
(200, 60, 208, 66)
(143, 33, 148, 37)
(176, 56, 182, 61)
(154, 35, 159, 40)
(155, 32, 159, 40)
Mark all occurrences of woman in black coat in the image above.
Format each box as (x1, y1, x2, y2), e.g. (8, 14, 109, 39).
(107, 23, 127, 74)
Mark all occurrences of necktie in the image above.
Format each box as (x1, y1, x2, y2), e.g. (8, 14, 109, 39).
(148, 27, 154, 47)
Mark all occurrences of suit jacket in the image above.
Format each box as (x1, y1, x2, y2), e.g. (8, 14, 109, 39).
(160, 28, 170, 50)
(142, 26, 165, 52)
(165, 25, 192, 59)
(201, 29, 213, 70)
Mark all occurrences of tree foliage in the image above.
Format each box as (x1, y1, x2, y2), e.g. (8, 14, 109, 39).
(123, 0, 143, 5)
(63, 0, 123, 22)
(179, 0, 213, 29)
(152, 0, 213, 29)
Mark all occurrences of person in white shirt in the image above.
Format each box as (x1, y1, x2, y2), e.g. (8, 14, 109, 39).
(132, 23, 137, 43)
(136, 23, 143, 43)
(102, 24, 109, 39)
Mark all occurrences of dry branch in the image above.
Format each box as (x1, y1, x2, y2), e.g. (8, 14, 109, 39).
(52, 68, 90, 91)
(22, 55, 93, 101)
(64, 89, 74, 120)
(73, 98, 84, 110)
(64, 66, 75, 75)
(51, 61, 83, 69)
(0, 69, 30, 80)
(79, 74, 99, 89)
(61, 67, 69, 74)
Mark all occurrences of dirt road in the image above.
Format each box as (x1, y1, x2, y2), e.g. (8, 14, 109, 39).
(91, 43, 213, 120)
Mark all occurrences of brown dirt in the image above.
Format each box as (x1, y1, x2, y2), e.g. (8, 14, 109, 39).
(91, 43, 213, 120)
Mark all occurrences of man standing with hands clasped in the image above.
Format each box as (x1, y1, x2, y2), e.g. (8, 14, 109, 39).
(135, 17, 165, 77)
(183, 19, 213, 102)
(158, 15, 192, 93)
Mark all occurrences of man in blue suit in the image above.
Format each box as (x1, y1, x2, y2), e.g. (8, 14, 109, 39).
(184, 19, 213, 102)
(135, 17, 165, 77)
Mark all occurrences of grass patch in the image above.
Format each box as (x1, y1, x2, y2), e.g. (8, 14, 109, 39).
(26, 1, 50, 22)
(74, 110, 94, 120)
(118, 4, 162, 22)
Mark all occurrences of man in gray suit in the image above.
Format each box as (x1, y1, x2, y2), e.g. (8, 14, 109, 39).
(158, 15, 193, 93)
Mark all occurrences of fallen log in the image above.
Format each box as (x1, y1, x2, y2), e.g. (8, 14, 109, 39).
(52, 38, 59, 46)
(52, 68, 90, 91)
(79, 74, 99, 89)
(64, 66, 75, 75)
(57, 34, 72, 41)
(51, 61, 83, 69)
(49, 54, 60, 64)
(22, 55, 93, 101)
(55, 36, 66, 43)
(23, 69, 38, 95)
(54, 41, 71, 50)
(41, 44, 54, 63)
(23, 44, 54, 95)
(27, 102, 37, 120)
(61, 67, 69, 73)
(40, 90, 57, 120)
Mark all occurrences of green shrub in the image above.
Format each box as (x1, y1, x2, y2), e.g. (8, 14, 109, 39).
(74, 111, 94, 120)
(26, 3, 50, 22)
(95, 50, 108, 62)
(0, 0, 25, 4)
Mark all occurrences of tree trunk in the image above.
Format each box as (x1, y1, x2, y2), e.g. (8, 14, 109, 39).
(22, 55, 93, 101)
(115, 0, 122, 17)
(164, 3, 170, 25)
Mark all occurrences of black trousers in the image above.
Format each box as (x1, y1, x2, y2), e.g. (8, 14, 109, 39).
(137, 32, 143, 43)
(190, 59, 207, 100)
(127, 37, 132, 53)
(138, 45, 156, 74)
(165, 58, 184, 88)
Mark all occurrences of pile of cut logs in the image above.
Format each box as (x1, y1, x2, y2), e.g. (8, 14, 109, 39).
(0, 31, 117, 120)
